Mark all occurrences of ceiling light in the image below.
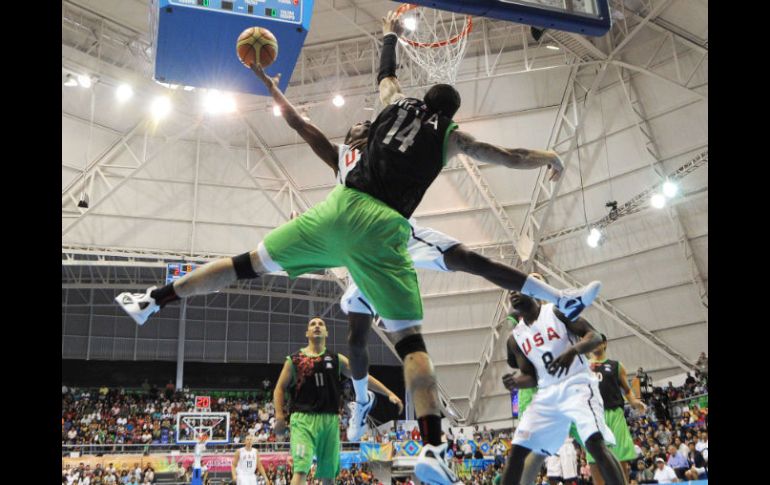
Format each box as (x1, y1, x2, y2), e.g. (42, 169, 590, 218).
(650, 193, 666, 209)
(404, 17, 418, 31)
(116, 84, 134, 103)
(151, 96, 172, 120)
(662, 180, 678, 198)
(77, 74, 92, 88)
(332, 94, 345, 107)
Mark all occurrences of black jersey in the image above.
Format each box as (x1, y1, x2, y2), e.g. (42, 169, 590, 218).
(345, 97, 458, 218)
(287, 348, 341, 414)
(591, 359, 626, 410)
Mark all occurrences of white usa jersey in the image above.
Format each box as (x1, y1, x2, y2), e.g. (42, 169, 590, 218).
(336, 144, 362, 185)
(511, 303, 590, 388)
(237, 448, 258, 475)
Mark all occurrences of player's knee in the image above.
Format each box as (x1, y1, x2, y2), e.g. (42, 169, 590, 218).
(395, 333, 427, 361)
(444, 245, 491, 274)
(231, 251, 260, 279)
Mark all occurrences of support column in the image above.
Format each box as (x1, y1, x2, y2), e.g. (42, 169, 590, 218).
(176, 300, 188, 390)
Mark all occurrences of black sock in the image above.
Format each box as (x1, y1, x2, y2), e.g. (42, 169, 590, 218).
(150, 284, 180, 308)
(418, 415, 442, 447)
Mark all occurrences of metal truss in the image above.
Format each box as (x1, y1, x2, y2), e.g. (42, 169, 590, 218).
(539, 150, 707, 244)
(613, 65, 708, 317)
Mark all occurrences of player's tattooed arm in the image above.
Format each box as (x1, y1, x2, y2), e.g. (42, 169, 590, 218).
(502, 338, 538, 389)
(446, 130, 565, 181)
(251, 64, 339, 172)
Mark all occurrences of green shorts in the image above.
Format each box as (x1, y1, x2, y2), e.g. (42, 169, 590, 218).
(290, 412, 340, 479)
(518, 388, 537, 416)
(586, 407, 636, 463)
(262, 185, 422, 321)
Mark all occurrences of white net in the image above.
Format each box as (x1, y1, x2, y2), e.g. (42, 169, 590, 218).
(395, 5, 473, 84)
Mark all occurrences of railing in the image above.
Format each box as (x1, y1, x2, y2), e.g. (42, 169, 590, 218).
(670, 393, 708, 419)
(62, 441, 362, 456)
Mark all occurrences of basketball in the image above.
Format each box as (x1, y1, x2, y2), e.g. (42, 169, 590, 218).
(236, 27, 278, 68)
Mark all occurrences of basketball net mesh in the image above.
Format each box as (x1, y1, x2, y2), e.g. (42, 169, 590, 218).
(397, 6, 472, 85)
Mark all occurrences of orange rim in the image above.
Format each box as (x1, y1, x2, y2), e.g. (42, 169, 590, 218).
(394, 3, 473, 48)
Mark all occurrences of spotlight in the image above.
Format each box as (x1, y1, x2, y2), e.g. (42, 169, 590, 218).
(203, 90, 237, 114)
(546, 45, 560, 50)
(662, 180, 678, 198)
(273, 105, 282, 117)
(151, 96, 172, 120)
(650, 193, 666, 209)
(116, 84, 134, 103)
(586, 228, 602, 248)
(332, 94, 345, 107)
(77, 74, 92, 88)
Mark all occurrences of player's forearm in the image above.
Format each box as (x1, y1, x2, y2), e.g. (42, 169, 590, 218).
(378, 32, 402, 105)
(569, 331, 602, 355)
(273, 387, 286, 420)
(266, 83, 305, 130)
(512, 373, 537, 388)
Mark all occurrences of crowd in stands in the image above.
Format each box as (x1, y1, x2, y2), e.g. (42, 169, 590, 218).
(62, 380, 288, 446)
(62, 463, 156, 485)
(63, 353, 708, 485)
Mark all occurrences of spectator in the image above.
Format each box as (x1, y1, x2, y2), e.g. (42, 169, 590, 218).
(666, 445, 689, 479)
(631, 459, 655, 483)
(684, 442, 707, 481)
(695, 431, 708, 462)
(653, 457, 678, 483)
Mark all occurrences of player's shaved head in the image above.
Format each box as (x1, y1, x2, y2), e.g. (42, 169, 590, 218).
(424, 84, 461, 118)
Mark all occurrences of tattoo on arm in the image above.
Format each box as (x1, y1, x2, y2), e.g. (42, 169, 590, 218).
(448, 130, 556, 170)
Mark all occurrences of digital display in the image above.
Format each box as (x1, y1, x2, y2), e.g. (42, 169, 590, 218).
(165, 0, 303, 23)
(166, 263, 198, 284)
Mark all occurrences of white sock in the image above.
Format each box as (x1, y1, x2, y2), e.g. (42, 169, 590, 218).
(352, 376, 370, 404)
(521, 275, 562, 304)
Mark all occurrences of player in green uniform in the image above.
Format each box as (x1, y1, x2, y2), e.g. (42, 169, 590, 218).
(585, 335, 646, 485)
(272, 316, 402, 485)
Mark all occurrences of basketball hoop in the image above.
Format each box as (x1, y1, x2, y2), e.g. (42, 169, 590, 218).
(394, 4, 473, 84)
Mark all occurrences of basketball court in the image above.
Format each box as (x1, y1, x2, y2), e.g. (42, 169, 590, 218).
(63, 0, 708, 482)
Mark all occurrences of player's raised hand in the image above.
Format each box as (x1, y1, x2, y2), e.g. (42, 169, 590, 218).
(382, 10, 404, 37)
(547, 151, 564, 182)
(251, 63, 281, 88)
(548, 347, 577, 377)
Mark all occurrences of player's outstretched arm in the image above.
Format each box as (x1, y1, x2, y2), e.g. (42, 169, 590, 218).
(272, 358, 293, 436)
(251, 64, 338, 171)
(378, 11, 405, 106)
(502, 339, 538, 389)
(619, 362, 646, 412)
(338, 354, 404, 413)
(547, 312, 602, 377)
(446, 130, 565, 181)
